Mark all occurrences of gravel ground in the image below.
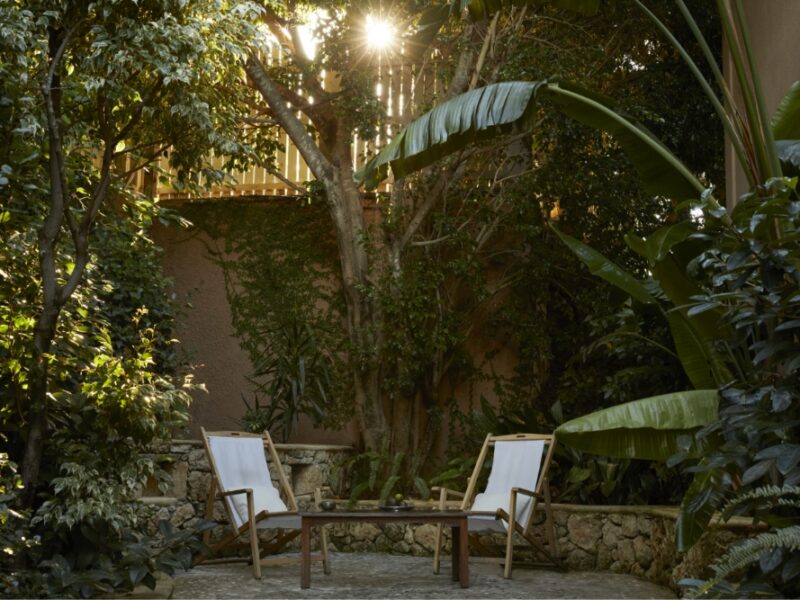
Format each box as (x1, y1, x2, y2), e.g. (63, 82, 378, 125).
(172, 553, 676, 599)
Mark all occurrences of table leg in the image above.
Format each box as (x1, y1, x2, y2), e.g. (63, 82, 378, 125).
(451, 525, 459, 582)
(301, 519, 311, 589)
(458, 517, 469, 588)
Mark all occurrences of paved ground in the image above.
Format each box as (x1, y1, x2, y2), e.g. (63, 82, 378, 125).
(172, 553, 676, 599)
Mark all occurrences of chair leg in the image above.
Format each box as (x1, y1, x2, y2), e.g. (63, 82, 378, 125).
(504, 493, 518, 579)
(503, 526, 515, 579)
(203, 477, 218, 547)
(433, 523, 443, 574)
(543, 481, 560, 564)
(246, 492, 261, 579)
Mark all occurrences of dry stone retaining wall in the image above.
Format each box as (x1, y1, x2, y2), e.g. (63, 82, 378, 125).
(140, 441, 753, 591)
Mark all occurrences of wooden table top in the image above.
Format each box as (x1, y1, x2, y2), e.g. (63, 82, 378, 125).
(300, 508, 467, 520)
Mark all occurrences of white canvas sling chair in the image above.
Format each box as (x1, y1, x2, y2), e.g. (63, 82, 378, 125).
(197, 429, 329, 579)
(432, 433, 560, 578)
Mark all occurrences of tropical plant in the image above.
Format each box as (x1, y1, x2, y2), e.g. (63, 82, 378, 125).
(681, 486, 800, 598)
(337, 440, 431, 506)
(353, 2, 800, 591)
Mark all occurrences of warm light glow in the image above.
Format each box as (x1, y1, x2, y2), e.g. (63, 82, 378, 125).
(365, 14, 395, 52)
(296, 9, 329, 60)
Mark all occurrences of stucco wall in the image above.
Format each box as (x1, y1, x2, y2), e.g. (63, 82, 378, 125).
(151, 218, 358, 444)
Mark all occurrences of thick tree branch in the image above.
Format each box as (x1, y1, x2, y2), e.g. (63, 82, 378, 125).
(40, 22, 83, 313)
(60, 136, 114, 303)
(245, 52, 333, 180)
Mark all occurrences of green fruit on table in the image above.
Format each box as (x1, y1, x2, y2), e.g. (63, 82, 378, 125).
(395, 493, 404, 501)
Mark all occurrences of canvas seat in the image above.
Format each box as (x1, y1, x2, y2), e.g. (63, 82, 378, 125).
(197, 429, 329, 579)
(432, 433, 560, 578)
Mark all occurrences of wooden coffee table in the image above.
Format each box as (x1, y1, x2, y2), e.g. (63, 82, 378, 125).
(299, 509, 469, 589)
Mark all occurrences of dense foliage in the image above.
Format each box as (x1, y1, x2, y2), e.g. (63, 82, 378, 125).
(0, 0, 260, 595)
(676, 181, 800, 597)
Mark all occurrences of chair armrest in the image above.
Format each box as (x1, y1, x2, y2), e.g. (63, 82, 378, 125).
(220, 487, 253, 497)
(430, 486, 465, 499)
(511, 487, 539, 498)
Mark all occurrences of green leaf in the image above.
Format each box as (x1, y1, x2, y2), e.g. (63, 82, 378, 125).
(404, 4, 451, 59)
(677, 470, 723, 551)
(628, 222, 697, 263)
(771, 81, 800, 140)
(667, 311, 720, 389)
(356, 81, 703, 202)
(776, 140, 800, 177)
(129, 565, 147, 585)
(357, 81, 545, 188)
(555, 390, 719, 461)
(546, 81, 703, 201)
(551, 225, 656, 305)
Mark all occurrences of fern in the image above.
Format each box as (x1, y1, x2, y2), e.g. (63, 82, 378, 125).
(723, 485, 800, 518)
(691, 526, 800, 598)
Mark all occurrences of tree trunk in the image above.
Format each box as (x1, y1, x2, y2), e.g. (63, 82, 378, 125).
(324, 146, 388, 450)
(20, 303, 60, 506)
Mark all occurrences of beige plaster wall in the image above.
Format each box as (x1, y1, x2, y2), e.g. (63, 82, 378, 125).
(151, 220, 357, 445)
(725, 0, 800, 207)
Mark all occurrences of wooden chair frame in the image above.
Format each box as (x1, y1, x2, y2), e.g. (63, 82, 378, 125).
(196, 428, 329, 579)
(432, 433, 560, 579)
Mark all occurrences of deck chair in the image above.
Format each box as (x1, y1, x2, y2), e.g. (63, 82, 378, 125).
(198, 429, 329, 579)
(432, 433, 559, 579)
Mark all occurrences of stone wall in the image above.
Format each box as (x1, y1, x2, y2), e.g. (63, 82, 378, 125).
(319, 504, 752, 592)
(139, 441, 756, 592)
(138, 439, 353, 537)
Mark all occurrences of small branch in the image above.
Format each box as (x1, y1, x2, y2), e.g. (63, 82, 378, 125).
(265, 165, 309, 194)
(411, 235, 451, 247)
(238, 116, 280, 126)
(61, 136, 114, 303)
(469, 12, 499, 90)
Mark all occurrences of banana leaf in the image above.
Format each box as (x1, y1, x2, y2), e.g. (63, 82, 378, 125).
(667, 311, 723, 389)
(356, 81, 544, 188)
(676, 469, 724, 551)
(551, 225, 655, 305)
(555, 390, 719, 461)
(355, 81, 704, 202)
(771, 81, 800, 140)
(546, 81, 703, 201)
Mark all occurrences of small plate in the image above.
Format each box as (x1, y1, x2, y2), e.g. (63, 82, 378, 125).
(379, 503, 413, 511)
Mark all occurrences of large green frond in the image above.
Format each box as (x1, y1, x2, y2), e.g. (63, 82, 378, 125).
(555, 390, 719, 461)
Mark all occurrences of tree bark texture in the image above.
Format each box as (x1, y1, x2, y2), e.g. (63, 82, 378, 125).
(246, 52, 389, 450)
